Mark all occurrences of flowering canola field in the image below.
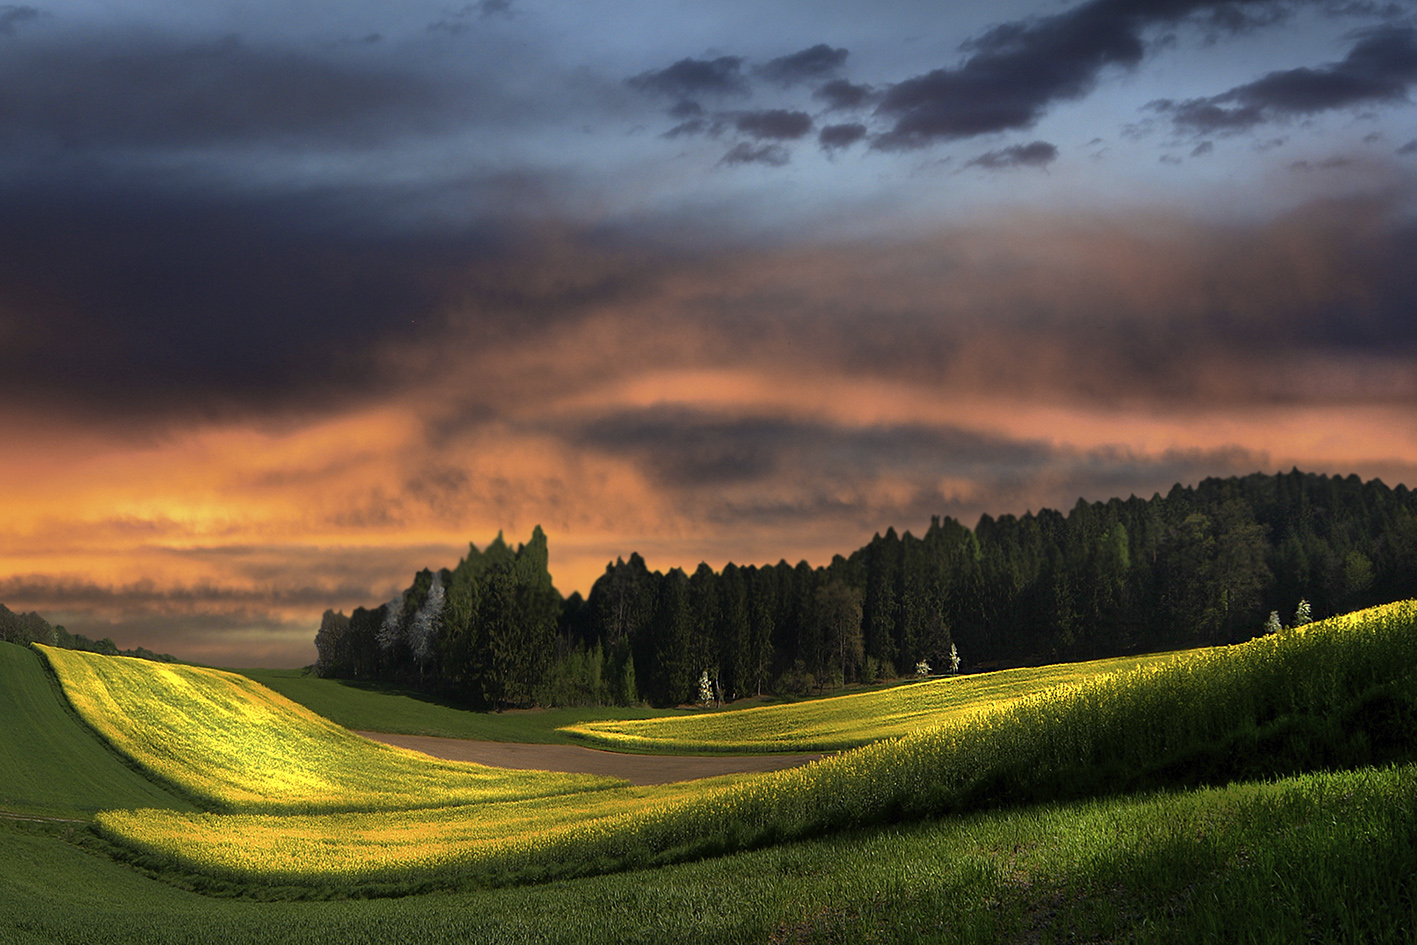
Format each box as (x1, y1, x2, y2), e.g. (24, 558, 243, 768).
(561, 649, 1194, 753)
(87, 600, 1417, 888)
(37, 646, 622, 813)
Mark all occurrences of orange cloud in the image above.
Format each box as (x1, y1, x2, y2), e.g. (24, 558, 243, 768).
(5, 196, 1417, 665)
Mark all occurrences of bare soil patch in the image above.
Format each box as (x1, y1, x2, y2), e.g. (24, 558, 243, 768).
(355, 731, 823, 786)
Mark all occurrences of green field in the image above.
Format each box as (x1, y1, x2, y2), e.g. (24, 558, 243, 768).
(37, 646, 623, 813)
(238, 667, 688, 743)
(242, 651, 1196, 754)
(561, 650, 1194, 753)
(4, 764, 1414, 943)
(0, 643, 195, 819)
(89, 602, 1417, 889)
(5, 602, 1417, 941)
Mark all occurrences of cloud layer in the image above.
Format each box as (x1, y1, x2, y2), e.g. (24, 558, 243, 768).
(4, 0, 1417, 665)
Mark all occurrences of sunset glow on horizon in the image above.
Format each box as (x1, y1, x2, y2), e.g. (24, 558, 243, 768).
(4, 0, 1417, 665)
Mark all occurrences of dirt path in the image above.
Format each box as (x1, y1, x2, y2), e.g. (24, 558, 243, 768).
(356, 731, 824, 786)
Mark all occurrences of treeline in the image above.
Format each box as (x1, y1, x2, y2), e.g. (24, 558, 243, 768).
(315, 469, 1417, 708)
(0, 603, 178, 662)
(313, 527, 605, 709)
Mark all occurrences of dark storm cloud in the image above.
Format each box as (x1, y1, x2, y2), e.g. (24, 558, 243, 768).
(0, 32, 448, 151)
(813, 78, 876, 111)
(1193, 1, 1294, 40)
(1400, 138, 1417, 153)
(871, 0, 1301, 150)
(1152, 25, 1417, 134)
(756, 43, 849, 86)
(636, 192, 1417, 410)
(819, 122, 868, 151)
(0, 173, 518, 418)
(557, 407, 1281, 534)
(664, 118, 709, 138)
(1322, 1, 1412, 17)
(708, 443, 1276, 530)
(719, 142, 790, 166)
(965, 140, 1058, 169)
(627, 56, 749, 98)
(563, 407, 1054, 488)
(429, 0, 514, 33)
(734, 109, 813, 140)
(0, 4, 39, 35)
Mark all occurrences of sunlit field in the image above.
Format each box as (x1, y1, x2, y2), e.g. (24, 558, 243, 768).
(5, 761, 1413, 943)
(37, 647, 623, 813)
(89, 601, 1417, 891)
(561, 649, 1194, 753)
(238, 667, 688, 744)
(0, 643, 194, 819)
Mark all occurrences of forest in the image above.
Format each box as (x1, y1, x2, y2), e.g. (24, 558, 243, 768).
(313, 468, 1417, 708)
(0, 603, 176, 662)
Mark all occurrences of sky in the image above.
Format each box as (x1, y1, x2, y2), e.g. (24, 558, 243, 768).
(3, 0, 1417, 667)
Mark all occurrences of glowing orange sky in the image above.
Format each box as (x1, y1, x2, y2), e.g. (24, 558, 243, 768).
(7, 0, 1417, 666)
(6, 211, 1417, 667)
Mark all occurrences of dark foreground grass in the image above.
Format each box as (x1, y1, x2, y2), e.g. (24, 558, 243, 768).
(4, 763, 1414, 944)
(237, 668, 688, 744)
(0, 642, 194, 819)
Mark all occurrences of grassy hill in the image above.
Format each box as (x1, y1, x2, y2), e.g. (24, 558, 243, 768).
(75, 602, 1417, 890)
(0, 642, 194, 819)
(4, 602, 1417, 941)
(237, 667, 687, 743)
(3, 762, 1413, 942)
(37, 646, 623, 813)
(561, 649, 1195, 753)
(239, 652, 1191, 753)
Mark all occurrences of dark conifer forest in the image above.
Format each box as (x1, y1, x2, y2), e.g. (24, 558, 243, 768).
(313, 469, 1417, 707)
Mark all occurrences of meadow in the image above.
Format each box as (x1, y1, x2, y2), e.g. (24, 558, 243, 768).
(238, 667, 687, 744)
(3, 764, 1414, 942)
(90, 601, 1417, 890)
(4, 601, 1417, 941)
(37, 646, 624, 813)
(560, 650, 1193, 753)
(0, 643, 194, 819)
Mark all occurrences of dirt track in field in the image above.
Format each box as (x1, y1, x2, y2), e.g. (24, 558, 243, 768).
(355, 731, 824, 786)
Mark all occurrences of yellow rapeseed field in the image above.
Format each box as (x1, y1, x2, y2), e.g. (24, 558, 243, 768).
(76, 600, 1417, 888)
(561, 649, 1196, 752)
(37, 646, 623, 812)
(96, 775, 750, 883)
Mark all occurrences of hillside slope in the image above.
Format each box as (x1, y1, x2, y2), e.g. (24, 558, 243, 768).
(0, 642, 194, 819)
(36, 646, 623, 813)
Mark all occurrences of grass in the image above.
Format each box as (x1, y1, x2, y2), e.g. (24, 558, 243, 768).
(36, 646, 624, 813)
(0, 642, 195, 819)
(236, 668, 688, 744)
(92, 601, 1417, 890)
(4, 763, 1415, 943)
(561, 649, 1196, 753)
(97, 775, 750, 888)
(10, 601, 1417, 940)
